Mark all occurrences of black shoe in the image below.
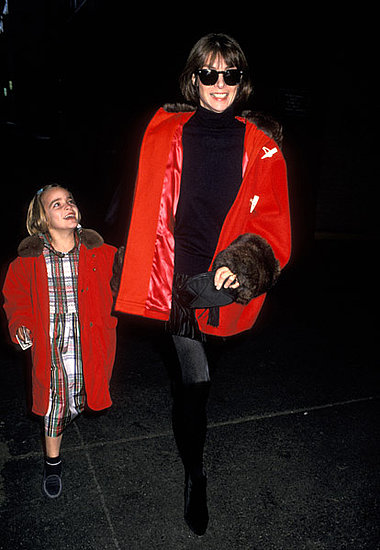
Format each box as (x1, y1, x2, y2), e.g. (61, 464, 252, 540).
(42, 457, 62, 499)
(184, 472, 209, 535)
(42, 472, 62, 498)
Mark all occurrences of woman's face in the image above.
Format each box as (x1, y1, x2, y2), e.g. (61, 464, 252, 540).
(194, 54, 239, 113)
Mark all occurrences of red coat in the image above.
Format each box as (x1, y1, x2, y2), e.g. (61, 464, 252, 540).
(115, 107, 291, 337)
(2, 229, 118, 416)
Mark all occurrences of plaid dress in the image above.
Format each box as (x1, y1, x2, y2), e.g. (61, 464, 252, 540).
(42, 233, 85, 437)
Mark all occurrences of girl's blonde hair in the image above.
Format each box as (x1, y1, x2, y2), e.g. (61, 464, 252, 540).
(26, 184, 81, 235)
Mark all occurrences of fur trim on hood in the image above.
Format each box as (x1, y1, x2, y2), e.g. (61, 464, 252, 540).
(163, 103, 196, 113)
(162, 103, 283, 148)
(17, 229, 104, 258)
(212, 233, 281, 305)
(241, 110, 283, 149)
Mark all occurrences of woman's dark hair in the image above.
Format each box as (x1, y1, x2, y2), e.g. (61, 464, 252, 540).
(179, 33, 253, 106)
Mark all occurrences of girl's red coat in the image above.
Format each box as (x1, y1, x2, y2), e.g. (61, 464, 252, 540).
(3, 235, 118, 415)
(115, 108, 292, 337)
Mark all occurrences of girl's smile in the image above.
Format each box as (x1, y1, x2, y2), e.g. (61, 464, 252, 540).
(42, 187, 80, 232)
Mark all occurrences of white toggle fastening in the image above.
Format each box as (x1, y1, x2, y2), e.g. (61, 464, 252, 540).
(250, 195, 260, 213)
(261, 146, 278, 159)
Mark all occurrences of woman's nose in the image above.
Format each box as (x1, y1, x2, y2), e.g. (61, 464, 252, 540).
(216, 73, 226, 88)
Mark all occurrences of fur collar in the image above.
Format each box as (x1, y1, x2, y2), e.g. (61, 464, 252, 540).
(17, 228, 104, 258)
(163, 103, 283, 148)
(163, 103, 196, 113)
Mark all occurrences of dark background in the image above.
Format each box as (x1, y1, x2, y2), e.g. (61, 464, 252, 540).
(0, 2, 377, 266)
(1, 7, 379, 548)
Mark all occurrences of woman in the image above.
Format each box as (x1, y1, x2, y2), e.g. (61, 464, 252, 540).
(114, 33, 291, 535)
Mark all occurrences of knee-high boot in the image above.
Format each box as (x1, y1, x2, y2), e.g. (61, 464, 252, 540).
(171, 380, 210, 535)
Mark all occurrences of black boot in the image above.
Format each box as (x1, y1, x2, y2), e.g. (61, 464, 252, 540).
(184, 469, 209, 535)
(171, 381, 210, 535)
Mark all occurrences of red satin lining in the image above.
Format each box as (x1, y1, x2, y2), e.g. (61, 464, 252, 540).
(145, 127, 183, 315)
(242, 151, 249, 177)
(146, 134, 248, 316)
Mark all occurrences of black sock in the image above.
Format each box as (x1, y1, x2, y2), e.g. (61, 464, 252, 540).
(45, 455, 62, 477)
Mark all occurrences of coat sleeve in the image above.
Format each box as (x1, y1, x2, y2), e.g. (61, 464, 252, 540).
(212, 134, 291, 305)
(110, 246, 125, 297)
(212, 233, 281, 304)
(2, 258, 34, 342)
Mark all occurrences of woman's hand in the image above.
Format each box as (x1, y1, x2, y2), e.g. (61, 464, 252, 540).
(214, 266, 239, 290)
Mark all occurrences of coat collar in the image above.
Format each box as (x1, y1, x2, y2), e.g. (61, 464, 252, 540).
(162, 103, 283, 148)
(17, 228, 104, 258)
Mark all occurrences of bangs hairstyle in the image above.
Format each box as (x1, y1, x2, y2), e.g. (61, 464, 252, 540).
(26, 183, 81, 236)
(179, 33, 253, 107)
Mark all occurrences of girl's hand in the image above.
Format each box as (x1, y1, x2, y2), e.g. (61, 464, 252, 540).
(214, 266, 240, 291)
(16, 326, 32, 344)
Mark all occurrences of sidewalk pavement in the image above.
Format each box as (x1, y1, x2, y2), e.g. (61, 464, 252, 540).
(0, 238, 379, 550)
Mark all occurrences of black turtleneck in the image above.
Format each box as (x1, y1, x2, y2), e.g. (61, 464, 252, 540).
(174, 106, 245, 276)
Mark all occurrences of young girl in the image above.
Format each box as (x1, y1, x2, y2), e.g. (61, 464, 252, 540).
(2, 184, 118, 498)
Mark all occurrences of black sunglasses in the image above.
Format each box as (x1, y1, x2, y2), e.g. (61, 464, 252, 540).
(196, 68, 243, 86)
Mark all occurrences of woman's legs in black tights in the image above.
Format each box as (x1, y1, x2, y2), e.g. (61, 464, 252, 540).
(171, 335, 210, 474)
(170, 335, 210, 535)
(171, 335, 210, 385)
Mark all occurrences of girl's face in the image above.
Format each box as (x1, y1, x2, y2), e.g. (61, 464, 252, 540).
(193, 53, 239, 113)
(41, 187, 80, 233)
